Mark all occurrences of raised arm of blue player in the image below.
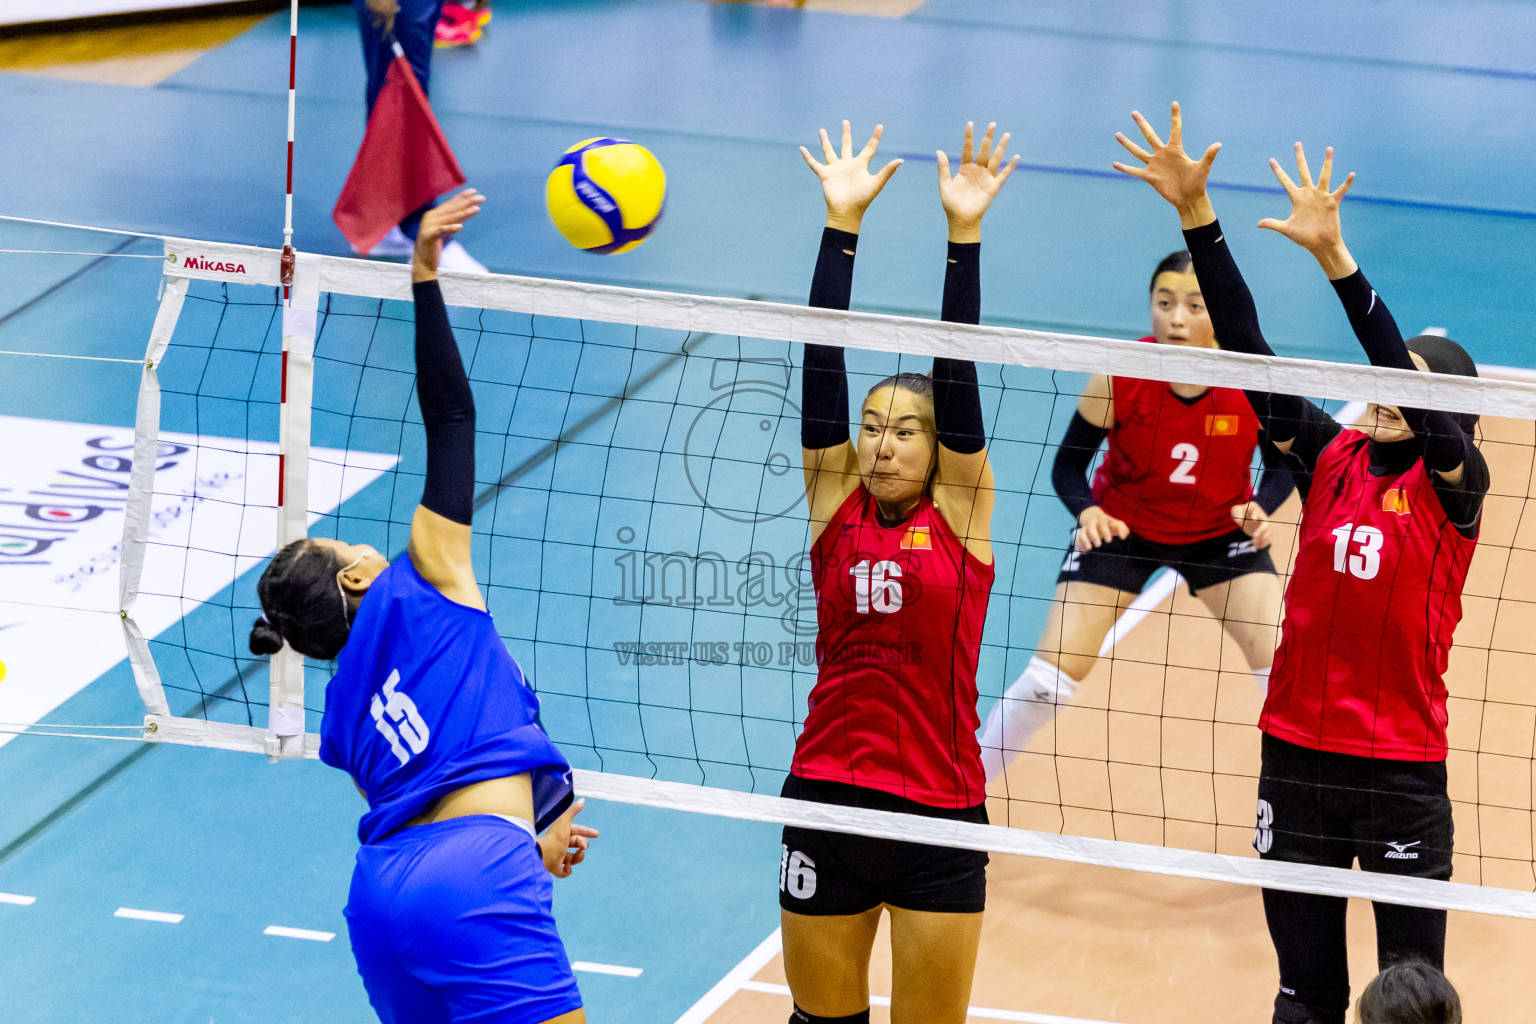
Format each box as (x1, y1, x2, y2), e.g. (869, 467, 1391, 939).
(407, 189, 485, 610)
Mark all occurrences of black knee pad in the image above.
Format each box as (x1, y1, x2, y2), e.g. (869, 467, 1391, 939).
(791, 1008, 870, 1024)
(1273, 992, 1342, 1024)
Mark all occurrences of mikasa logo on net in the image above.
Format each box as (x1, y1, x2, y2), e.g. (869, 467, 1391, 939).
(166, 252, 248, 275)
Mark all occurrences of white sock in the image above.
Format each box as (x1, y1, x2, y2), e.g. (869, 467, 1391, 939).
(1253, 666, 1271, 698)
(358, 225, 414, 257)
(979, 656, 1079, 781)
(439, 239, 488, 273)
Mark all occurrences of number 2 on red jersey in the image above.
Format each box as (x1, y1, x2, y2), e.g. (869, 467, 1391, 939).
(1169, 442, 1200, 484)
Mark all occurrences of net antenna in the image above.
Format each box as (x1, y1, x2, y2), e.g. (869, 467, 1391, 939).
(269, 0, 319, 759)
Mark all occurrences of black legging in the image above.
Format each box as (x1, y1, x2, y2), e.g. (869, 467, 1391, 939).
(1264, 891, 1445, 1024)
(1258, 735, 1452, 1024)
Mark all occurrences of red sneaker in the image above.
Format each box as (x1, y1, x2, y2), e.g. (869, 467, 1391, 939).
(435, 2, 491, 48)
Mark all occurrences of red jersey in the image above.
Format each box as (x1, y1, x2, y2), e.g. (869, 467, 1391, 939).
(793, 486, 995, 808)
(1263, 432, 1477, 761)
(1091, 345, 1260, 545)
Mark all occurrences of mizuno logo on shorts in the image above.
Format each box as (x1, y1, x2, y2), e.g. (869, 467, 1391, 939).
(1227, 540, 1256, 558)
(1385, 840, 1421, 860)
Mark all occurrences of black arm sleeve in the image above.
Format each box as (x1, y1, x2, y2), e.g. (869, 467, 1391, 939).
(1433, 445, 1489, 538)
(1051, 411, 1107, 520)
(413, 280, 476, 525)
(1329, 269, 1473, 475)
(1182, 221, 1317, 444)
(1252, 436, 1295, 515)
(931, 241, 986, 455)
(801, 227, 856, 451)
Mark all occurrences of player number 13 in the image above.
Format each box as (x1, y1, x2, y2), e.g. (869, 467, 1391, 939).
(1330, 522, 1384, 580)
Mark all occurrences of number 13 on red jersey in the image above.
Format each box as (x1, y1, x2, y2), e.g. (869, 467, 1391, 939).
(1331, 522, 1384, 580)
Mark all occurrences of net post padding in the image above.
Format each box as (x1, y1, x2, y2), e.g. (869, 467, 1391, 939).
(158, 235, 1536, 420)
(120, 273, 188, 721)
(146, 715, 319, 758)
(266, 256, 320, 761)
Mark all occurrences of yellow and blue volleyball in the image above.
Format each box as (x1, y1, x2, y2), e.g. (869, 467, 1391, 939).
(545, 138, 666, 254)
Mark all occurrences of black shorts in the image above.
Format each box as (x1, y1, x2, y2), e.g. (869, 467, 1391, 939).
(778, 774, 988, 916)
(1056, 526, 1276, 596)
(1254, 734, 1453, 880)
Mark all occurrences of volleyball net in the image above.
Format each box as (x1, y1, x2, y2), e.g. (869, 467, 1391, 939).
(94, 235, 1536, 918)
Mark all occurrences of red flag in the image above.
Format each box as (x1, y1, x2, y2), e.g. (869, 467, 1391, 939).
(332, 51, 466, 254)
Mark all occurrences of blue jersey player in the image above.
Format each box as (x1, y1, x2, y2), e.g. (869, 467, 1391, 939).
(248, 189, 594, 1024)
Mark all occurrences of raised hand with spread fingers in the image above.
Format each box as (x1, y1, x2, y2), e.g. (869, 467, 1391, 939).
(800, 120, 903, 234)
(1113, 101, 1221, 229)
(937, 121, 1019, 243)
(1257, 142, 1358, 280)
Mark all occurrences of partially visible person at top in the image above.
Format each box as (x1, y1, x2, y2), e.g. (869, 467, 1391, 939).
(353, 0, 485, 271)
(1357, 960, 1461, 1024)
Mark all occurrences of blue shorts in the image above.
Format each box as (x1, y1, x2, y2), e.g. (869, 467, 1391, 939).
(345, 815, 583, 1024)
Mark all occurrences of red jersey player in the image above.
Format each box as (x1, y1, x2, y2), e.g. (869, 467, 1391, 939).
(781, 120, 1015, 1024)
(1125, 104, 1489, 1024)
(979, 250, 1294, 779)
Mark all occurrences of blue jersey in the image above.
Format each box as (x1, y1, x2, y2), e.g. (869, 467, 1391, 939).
(320, 555, 574, 844)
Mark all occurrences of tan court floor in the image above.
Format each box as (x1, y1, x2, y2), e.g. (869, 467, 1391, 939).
(705, 410, 1536, 1024)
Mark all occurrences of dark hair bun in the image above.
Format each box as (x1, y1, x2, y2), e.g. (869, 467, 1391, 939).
(249, 617, 285, 656)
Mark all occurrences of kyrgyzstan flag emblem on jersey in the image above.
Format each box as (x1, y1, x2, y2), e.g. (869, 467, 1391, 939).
(901, 526, 932, 550)
(1382, 487, 1412, 515)
(1205, 414, 1241, 436)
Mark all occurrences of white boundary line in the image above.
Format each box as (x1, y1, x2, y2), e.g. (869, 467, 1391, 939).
(737, 981, 1129, 1024)
(0, 893, 36, 906)
(572, 961, 644, 978)
(114, 907, 183, 923)
(672, 929, 785, 1024)
(264, 925, 335, 942)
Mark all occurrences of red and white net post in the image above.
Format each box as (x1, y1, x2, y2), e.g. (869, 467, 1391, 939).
(267, 0, 316, 760)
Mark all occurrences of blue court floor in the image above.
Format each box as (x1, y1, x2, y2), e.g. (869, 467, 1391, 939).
(3, 3, 1536, 1022)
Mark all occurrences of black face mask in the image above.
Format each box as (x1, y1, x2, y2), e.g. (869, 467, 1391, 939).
(1365, 335, 1476, 474)
(1405, 334, 1478, 434)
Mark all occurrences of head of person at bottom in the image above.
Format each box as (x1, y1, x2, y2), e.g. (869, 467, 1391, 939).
(859, 371, 936, 521)
(1363, 335, 1479, 445)
(247, 538, 389, 660)
(1147, 250, 1216, 351)
(1356, 958, 1461, 1024)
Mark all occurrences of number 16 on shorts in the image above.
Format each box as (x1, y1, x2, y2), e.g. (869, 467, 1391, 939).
(780, 844, 817, 900)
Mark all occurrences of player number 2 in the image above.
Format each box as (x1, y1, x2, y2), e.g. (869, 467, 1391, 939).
(850, 559, 903, 614)
(370, 669, 431, 766)
(1330, 522, 1384, 580)
(1169, 442, 1200, 485)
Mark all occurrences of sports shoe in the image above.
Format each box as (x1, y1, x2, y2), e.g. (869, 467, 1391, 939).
(439, 239, 487, 274)
(435, 2, 491, 47)
(354, 225, 414, 257)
